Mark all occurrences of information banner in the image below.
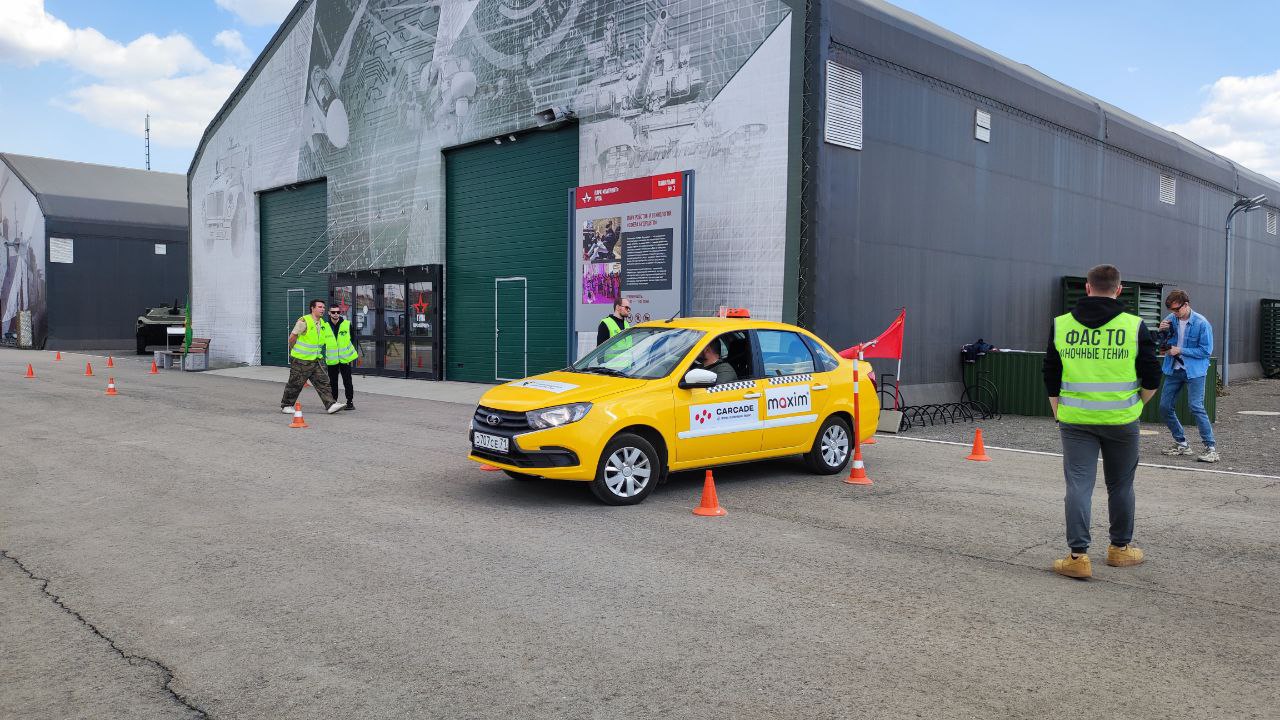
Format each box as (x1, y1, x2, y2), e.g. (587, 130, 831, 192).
(569, 171, 692, 361)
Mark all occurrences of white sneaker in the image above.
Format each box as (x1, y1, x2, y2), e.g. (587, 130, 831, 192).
(1161, 443, 1193, 456)
(281, 406, 295, 414)
(326, 402, 344, 414)
(1197, 447, 1220, 463)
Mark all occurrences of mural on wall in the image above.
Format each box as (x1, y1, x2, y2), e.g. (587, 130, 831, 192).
(0, 163, 47, 348)
(191, 0, 792, 364)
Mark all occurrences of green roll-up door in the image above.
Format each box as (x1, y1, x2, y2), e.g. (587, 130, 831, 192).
(259, 180, 328, 367)
(445, 128, 578, 382)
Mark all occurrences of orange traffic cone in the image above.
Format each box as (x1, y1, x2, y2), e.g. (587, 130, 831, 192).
(692, 470, 727, 516)
(149, 360, 159, 374)
(106, 356, 115, 368)
(24, 363, 35, 378)
(105, 377, 118, 396)
(478, 464, 501, 471)
(845, 444, 872, 485)
(966, 428, 992, 462)
(54, 351, 62, 361)
(84, 362, 94, 376)
(304, 380, 311, 388)
(289, 402, 308, 428)
(863, 433, 877, 445)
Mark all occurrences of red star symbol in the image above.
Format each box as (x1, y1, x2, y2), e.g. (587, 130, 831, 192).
(411, 292, 429, 314)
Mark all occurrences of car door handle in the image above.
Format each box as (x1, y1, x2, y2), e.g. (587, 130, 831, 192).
(743, 392, 761, 399)
(812, 384, 828, 391)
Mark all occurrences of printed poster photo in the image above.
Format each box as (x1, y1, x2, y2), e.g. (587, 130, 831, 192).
(582, 217, 622, 262)
(582, 262, 621, 305)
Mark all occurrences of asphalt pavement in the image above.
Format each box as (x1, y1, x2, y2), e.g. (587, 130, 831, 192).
(2, 349, 1277, 719)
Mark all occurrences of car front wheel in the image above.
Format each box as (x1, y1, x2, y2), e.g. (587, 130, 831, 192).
(589, 433, 660, 505)
(804, 415, 852, 474)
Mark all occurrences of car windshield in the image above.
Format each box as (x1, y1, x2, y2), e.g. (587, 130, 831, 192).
(572, 327, 704, 379)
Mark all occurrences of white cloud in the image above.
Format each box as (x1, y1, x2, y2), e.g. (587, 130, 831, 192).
(1167, 68, 1280, 182)
(214, 0, 296, 27)
(0, 0, 243, 148)
(214, 29, 252, 63)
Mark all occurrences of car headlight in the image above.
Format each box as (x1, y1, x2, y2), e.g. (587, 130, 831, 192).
(526, 402, 592, 430)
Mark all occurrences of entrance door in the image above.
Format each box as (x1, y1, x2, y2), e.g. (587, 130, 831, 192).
(330, 266, 442, 379)
(495, 277, 527, 381)
(259, 179, 327, 367)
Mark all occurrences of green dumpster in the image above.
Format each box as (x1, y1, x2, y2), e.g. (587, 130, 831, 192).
(962, 351, 1216, 423)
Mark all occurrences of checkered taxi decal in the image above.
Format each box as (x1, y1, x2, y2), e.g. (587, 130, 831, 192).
(706, 380, 757, 394)
(767, 374, 812, 384)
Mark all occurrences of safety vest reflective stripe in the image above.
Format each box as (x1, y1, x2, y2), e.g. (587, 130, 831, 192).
(1060, 380, 1140, 392)
(325, 319, 359, 365)
(1053, 311, 1143, 425)
(290, 315, 329, 361)
(1058, 395, 1141, 410)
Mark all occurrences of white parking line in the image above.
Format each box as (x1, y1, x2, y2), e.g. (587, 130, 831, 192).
(878, 434, 1280, 481)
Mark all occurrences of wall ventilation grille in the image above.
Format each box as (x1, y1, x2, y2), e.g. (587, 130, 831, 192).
(824, 61, 863, 150)
(975, 109, 991, 143)
(1267, 210, 1277, 235)
(1159, 174, 1176, 205)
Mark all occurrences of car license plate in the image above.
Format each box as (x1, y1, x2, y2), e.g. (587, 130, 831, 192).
(473, 432, 509, 454)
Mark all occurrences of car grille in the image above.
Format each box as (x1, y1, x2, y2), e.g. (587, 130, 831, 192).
(474, 406, 529, 432)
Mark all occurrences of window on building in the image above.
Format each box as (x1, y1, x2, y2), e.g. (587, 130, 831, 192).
(1159, 174, 1176, 205)
(824, 61, 863, 150)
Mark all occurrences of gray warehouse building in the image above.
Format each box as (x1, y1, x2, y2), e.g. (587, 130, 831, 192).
(0, 153, 189, 351)
(808, 0, 1280, 398)
(188, 0, 1280, 396)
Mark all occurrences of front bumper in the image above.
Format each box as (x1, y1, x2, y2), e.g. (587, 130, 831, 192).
(467, 426, 593, 480)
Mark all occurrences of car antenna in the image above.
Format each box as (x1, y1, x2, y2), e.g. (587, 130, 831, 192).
(664, 312, 681, 323)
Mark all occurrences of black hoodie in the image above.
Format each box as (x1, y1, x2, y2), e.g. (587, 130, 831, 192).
(1043, 296, 1162, 396)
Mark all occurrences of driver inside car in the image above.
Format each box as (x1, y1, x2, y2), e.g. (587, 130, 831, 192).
(694, 339, 738, 384)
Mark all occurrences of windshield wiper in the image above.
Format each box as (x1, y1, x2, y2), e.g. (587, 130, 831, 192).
(580, 367, 628, 377)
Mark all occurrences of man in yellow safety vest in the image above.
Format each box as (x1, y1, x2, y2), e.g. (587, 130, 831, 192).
(1043, 264, 1159, 579)
(596, 298, 631, 346)
(325, 303, 358, 410)
(281, 299, 344, 415)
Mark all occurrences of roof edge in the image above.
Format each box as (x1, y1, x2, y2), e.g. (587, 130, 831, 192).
(0, 153, 47, 216)
(187, 0, 312, 179)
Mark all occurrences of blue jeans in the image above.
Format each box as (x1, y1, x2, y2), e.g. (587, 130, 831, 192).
(1160, 369, 1215, 447)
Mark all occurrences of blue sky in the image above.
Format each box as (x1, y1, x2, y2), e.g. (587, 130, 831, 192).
(1, 0, 1278, 179)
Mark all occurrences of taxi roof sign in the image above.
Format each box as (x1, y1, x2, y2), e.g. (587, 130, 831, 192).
(716, 306, 751, 318)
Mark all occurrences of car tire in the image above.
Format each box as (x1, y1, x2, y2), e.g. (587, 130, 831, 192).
(503, 470, 538, 481)
(589, 432, 660, 505)
(804, 415, 852, 474)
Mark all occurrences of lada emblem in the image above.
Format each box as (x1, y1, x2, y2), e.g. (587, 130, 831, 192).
(486, 414, 501, 426)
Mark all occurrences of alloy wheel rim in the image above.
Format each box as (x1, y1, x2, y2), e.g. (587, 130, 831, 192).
(821, 425, 849, 466)
(604, 446, 651, 497)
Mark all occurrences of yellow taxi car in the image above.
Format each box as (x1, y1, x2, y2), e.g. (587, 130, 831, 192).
(468, 317, 879, 504)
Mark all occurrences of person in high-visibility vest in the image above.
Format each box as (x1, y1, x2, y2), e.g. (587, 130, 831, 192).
(1043, 264, 1160, 579)
(596, 298, 631, 346)
(325, 303, 359, 411)
(281, 299, 344, 415)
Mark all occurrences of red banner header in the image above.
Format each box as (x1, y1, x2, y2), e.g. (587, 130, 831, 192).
(575, 172, 683, 209)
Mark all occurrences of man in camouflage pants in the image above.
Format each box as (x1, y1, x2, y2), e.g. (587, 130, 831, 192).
(280, 299, 343, 415)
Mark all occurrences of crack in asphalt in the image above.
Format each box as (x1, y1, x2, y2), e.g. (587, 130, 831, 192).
(1, 550, 210, 719)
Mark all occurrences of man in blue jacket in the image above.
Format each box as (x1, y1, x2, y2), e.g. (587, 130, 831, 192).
(1158, 289, 1218, 462)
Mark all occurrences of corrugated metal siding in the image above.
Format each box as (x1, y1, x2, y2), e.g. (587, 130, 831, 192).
(963, 351, 1217, 422)
(259, 181, 328, 367)
(813, 48, 1280, 387)
(444, 128, 578, 382)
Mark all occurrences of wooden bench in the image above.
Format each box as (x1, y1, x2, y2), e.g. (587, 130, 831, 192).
(157, 337, 211, 371)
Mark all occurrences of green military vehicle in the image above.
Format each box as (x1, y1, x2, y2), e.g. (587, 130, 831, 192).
(136, 300, 185, 354)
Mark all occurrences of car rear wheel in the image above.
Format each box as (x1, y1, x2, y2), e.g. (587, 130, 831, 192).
(589, 433, 660, 505)
(804, 415, 851, 474)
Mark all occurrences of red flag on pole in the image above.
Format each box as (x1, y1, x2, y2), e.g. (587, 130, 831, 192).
(839, 309, 906, 359)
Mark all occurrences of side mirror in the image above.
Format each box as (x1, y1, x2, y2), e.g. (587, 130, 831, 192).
(680, 368, 718, 389)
